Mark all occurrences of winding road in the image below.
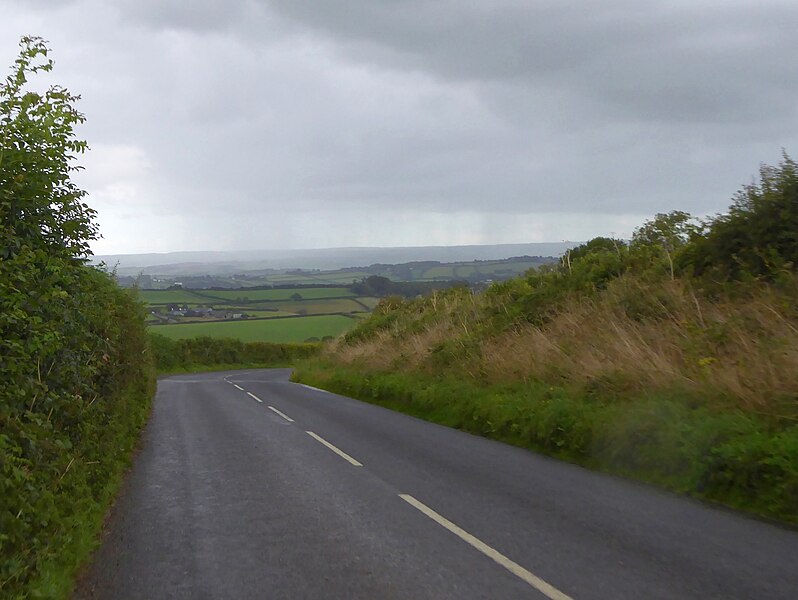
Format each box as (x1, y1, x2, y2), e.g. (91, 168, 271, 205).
(75, 369, 798, 599)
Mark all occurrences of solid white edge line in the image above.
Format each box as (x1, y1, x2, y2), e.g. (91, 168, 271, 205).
(398, 494, 573, 600)
(247, 391, 263, 403)
(298, 383, 325, 393)
(234, 384, 244, 391)
(267, 405, 295, 423)
(305, 431, 362, 466)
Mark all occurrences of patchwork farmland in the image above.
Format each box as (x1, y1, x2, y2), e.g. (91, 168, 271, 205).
(144, 286, 377, 342)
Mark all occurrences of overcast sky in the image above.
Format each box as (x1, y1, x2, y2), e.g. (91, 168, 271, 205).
(4, 0, 797, 255)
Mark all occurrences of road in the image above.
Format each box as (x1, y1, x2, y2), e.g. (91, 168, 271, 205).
(75, 369, 798, 599)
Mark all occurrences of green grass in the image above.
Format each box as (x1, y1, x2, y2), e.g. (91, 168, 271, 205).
(150, 315, 357, 342)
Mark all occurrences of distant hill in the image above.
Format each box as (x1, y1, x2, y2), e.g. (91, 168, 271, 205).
(92, 243, 577, 277)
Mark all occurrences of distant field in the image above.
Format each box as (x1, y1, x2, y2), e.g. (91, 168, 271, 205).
(454, 265, 477, 278)
(356, 297, 381, 309)
(253, 273, 366, 285)
(232, 310, 296, 318)
(421, 265, 458, 279)
(192, 287, 354, 301)
(310, 272, 368, 283)
(264, 274, 316, 283)
(138, 289, 210, 304)
(139, 287, 355, 304)
(496, 261, 537, 273)
(267, 298, 371, 314)
(150, 315, 357, 343)
(416, 260, 540, 280)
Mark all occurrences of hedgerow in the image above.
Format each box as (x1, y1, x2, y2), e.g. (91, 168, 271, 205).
(1, 37, 155, 598)
(149, 332, 319, 373)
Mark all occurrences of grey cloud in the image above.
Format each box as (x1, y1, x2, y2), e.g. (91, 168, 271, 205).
(4, 0, 798, 254)
(116, 0, 257, 33)
(264, 0, 798, 126)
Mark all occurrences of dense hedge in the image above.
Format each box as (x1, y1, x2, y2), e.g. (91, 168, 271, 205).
(149, 332, 319, 373)
(1, 37, 155, 598)
(0, 260, 155, 597)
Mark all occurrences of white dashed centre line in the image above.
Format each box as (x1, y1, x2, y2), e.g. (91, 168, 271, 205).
(399, 494, 573, 600)
(234, 384, 244, 391)
(267, 405, 294, 422)
(246, 392, 263, 403)
(306, 431, 362, 466)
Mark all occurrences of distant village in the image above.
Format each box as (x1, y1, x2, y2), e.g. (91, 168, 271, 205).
(150, 304, 250, 324)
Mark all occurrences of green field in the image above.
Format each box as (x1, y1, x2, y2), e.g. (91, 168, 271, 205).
(265, 298, 371, 314)
(138, 289, 211, 304)
(420, 265, 457, 279)
(193, 287, 353, 301)
(417, 260, 540, 280)
(230, 310, 296, 318)
(308, 272, 369, 283)
(355, 296, 380, 309)
(149, 315, 357, 342)
(142, 286, 376, 342)
(255, 273, 366, 285)
(139, 286, 354, 304)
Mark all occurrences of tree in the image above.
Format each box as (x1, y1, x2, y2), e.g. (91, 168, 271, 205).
(1, 36, 97, 260)
(683, 153, 798, 280)
(632, 211, 701, 280)
(557, 237, 628, 291)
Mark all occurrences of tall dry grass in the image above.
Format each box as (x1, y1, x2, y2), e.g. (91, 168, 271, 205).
(328, 276, 798, 415)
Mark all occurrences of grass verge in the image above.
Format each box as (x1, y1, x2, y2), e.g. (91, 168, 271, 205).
(292, 360, 798, 525)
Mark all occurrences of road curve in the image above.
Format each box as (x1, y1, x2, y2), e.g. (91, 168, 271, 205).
(75, 369, 798, 599)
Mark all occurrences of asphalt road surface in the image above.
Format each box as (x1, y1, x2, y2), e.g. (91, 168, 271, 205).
(75, 369, 798, 599)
